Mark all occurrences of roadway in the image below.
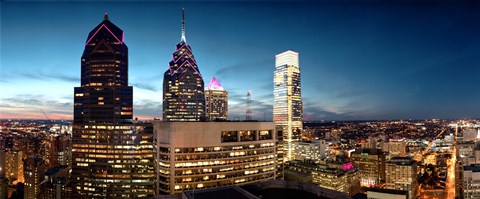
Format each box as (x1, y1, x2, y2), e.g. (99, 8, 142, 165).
(418, 127, 455, 199)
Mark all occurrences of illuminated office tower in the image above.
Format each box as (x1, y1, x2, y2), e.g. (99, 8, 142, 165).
(2, 150, 24, 182)
(385, 157, 418, 199)
(205, 77, 228, 121)
(153, 121, 277, 194)
(273, 50, 303, 161)
(24, 156, 45, 199)
(163, 9, 206, 121)
(71, 13, 154, 198)
(351, 148, 386, 187)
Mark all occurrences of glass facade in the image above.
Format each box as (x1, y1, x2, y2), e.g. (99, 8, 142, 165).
(71, 14, 154, 198)
(273, 50, 303, 161)
(163, 10, 206, 122)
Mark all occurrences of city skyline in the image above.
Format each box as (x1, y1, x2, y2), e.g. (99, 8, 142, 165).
(1, 1, 480, 121)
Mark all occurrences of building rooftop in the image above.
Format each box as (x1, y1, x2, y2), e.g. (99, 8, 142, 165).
(351, 148, 383, 155)
(45, 165, 68, 176)
(367, 188, 408, 195)
(464, 164, 480, 172)
(183, 186, 258, 199)
(387, 156, 417, 165)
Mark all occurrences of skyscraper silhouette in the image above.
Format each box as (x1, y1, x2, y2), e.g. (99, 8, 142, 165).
(163, 8, 206, 121)
(71, 13, 154, 198)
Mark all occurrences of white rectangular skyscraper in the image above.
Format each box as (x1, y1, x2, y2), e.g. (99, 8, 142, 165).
(274, 50, 303, 161)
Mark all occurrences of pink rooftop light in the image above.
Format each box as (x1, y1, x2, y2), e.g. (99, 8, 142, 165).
(207, 77, 224, 91)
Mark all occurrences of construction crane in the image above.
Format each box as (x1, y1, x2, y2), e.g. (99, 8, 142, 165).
(40, 108, 52, 122)
(246, 90, 252, 121)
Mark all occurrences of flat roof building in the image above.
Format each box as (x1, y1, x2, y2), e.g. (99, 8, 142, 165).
(351, 148, 386, 187)
(153, 121, 278, 194)
(385, 157, 418, 199)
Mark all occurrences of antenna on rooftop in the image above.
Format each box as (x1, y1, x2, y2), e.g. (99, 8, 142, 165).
(246, 90, 252, 121)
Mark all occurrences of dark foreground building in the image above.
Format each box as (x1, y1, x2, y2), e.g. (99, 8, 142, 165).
(163, 9, 206, 121)
(71, 13, 154, 198)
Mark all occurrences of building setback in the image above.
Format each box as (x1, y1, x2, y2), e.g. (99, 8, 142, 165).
(163, 9, 206, 121)
(71, 13, 154, 198)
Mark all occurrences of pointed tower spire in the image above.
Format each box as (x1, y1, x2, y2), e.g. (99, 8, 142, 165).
(104, 11, 109, 21)
(181, 8, 187, 43)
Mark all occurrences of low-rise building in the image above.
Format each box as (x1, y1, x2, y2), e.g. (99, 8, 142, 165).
(293, 140, 326, 162)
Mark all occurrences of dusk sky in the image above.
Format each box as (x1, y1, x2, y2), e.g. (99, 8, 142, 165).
(1, 1, 479, 121)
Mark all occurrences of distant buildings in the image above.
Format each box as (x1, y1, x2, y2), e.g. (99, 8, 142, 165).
(47, 134, 71, 168)
(71, 13, 154, 198)
(351, 148, 386, 187)
(387, 138, 407, 157)
(273, 50, 303, 161)
(293, 140, 327, 162)
(205, 77, 228, 121)
(163, 9, 206, 122)
(385, 157, 418, 199)
(24, 156, 45, 199)
(153, 121, 277, 194)
(461, 128, 478, 142)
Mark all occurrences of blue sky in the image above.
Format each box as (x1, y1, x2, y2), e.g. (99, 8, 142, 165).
(1, 1, 479, 120)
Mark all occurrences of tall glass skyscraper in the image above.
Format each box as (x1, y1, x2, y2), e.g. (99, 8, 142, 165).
(71, 13, 154, 198)
(273, 50, 303, 161)
(163, 9, 206, 121)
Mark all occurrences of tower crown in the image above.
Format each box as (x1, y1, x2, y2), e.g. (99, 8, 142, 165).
(181, 8, 187, 43)
(207, 77, 224, 91)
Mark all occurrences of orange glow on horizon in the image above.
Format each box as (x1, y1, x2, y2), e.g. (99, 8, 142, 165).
(0, 114, 159, 121)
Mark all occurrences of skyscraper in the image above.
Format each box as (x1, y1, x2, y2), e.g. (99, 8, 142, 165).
(273, 50, 303, 161)
(71, 13, 154, 198)
(163, 9, 206, 121)
(205, 77, 228, 121)
(24, 156, 45, 199)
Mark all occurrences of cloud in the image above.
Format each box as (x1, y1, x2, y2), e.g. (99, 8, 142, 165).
(131, 82, 159, 92)
(0, 94, 72, 119)
(214, 59, 273, 80)
(6, 71, 79, 83)
(133, 99, 162, 119)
